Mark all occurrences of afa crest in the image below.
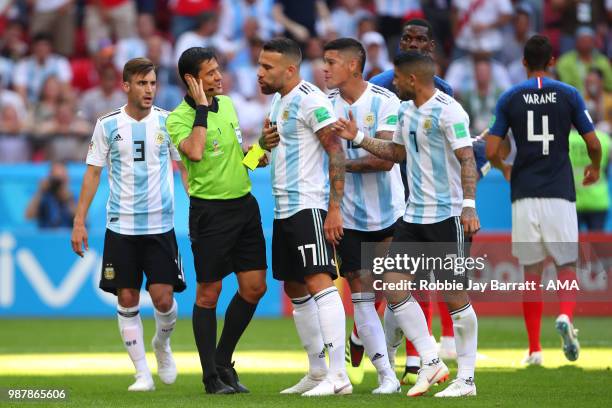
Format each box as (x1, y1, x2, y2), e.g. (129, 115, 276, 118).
(155, 132, 165, 145)
(364, 112, 375, 126)
(282, 110, 289, 121)
(104, 265, 115, 280)
(423, 118, 432, 130)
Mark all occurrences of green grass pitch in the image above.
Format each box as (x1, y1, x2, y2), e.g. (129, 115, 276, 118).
(1, 317, 612, 407)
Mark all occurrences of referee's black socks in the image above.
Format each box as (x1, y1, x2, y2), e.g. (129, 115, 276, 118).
(192, 304, 218, 380)
(215, 292, 258, 367)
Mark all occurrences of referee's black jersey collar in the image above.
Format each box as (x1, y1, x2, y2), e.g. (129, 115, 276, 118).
(184, 94, 219, 113)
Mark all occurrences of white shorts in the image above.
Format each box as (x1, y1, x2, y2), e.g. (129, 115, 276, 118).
(511, 198, 578, 266)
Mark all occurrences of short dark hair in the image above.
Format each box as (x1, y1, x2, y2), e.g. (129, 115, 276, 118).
(32, 32, 52, 44)
(524, 35, 553, 71)
(394, 51, 435, 78)
(403, 19, 433, 39)
(177, 47, 217, 87)
(588, 67, 604, 79)
(324, 37, 366, 73)
(262, 37, 302, 64)
(123, 57, 156, 82)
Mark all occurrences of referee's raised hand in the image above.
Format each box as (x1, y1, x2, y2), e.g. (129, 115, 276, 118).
(186, 74, 208, 106)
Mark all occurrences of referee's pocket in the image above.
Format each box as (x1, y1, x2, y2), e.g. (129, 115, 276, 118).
(188, 205, 201, 243)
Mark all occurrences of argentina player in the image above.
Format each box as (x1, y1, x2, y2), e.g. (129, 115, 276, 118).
(71, 58, 187, 392)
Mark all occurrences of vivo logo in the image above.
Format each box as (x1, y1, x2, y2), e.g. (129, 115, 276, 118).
(0, 233, 152, 309)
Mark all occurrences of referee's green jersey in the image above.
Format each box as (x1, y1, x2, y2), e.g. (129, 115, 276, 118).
(167, 95, 251, 200)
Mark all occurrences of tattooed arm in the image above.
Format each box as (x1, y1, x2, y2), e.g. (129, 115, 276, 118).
(345, 130, 396, 172)
(316, 123, 345, 245)
(333, 112, 406, 163)
(454, 146, 480, 236)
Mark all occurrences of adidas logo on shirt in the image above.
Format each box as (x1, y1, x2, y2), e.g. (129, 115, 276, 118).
(113, 134, 123, 142)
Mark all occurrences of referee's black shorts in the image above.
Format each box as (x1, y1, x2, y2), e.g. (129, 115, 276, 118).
(189, 193, 267, 283)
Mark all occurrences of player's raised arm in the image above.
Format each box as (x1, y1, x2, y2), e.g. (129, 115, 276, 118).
(333, 111, 406, 163)
(316, 122, 345, 245)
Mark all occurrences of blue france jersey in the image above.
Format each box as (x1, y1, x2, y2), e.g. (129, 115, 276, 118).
(369, 69, 454, 97)
(489, 77, 595, 202)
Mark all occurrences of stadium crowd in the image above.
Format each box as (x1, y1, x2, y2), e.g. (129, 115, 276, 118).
(0, 0, 610, 163)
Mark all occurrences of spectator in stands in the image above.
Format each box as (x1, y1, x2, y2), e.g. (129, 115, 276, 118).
(544, 0, 608, 55)
(79, 64, 126, 123)
(458, 58, 504, 136)
(0, 104, 29, 163)
(220, 0, 277, 42)
(362, 30, 393, 79)
(174, 11, 238, 65)
(375, 0, 423, 59)
(114, 13, 173, 72)
(37, 101, 91, 162)
(234, 37, 264, 100)
(29, 76, 67, 128)
(331, 0, 372, 39)
(25, 161, 75, 228)
(445, 52, 512, 99)
(356, 15, 377, 39)
(170, 0, 219, 40)
(500, 2, 535, 66)
(557, 27, 612, 94)
(85, 0, 137, 55)
(146, 34, 179, 87)
(0, 73, 26, 122)
(451, 0, 513, 59)
(12, 32, 72, 105)
(300, 37, 324, 84)
(272, 0, 333, 44)
(29, 0, 76, 57)
(0, 20, 28, 61)
(584, 68, 612, 133)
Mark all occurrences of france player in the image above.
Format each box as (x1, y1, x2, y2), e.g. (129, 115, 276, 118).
(257, 38, 351, 396)
(71, 58, 187, 391)
(323, 38, 403, 394)
(486, 35, 602, 365)
(335, 51, 480, 397)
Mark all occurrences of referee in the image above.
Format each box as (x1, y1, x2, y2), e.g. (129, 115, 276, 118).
(167, 47, 267, 395)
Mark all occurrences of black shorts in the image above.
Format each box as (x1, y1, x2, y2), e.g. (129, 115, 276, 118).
(337, 221, 397, 276)
(273, 208, 337, 283)
(100, 228, 187, 295)
(389, 216, 471, 284)
(189, 193, 267, 283)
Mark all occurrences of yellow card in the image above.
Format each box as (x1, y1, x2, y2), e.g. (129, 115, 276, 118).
(242, 144, 266, 170)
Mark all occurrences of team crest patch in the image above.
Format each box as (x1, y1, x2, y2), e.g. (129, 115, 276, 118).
(282, 110, 289, 121)
(364, 112, 375, 126)
(423, 118, 432, 130)
(155, 132, 165, 145)
(104, 265, 115, 280)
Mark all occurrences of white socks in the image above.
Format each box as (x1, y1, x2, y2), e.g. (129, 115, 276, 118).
(352, 292, 394, 378)
(117, 305, 150, 375)
(383, 305, 402, 369)
(313, 287, 346, 378)
(153, 299, 177, 347)
(389, 295, 438, 364)
(450, 303, 478, 381)
(291, 295, 327, 376)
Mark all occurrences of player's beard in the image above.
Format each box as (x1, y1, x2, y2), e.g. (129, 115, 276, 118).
(259, 79, 279, 95)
